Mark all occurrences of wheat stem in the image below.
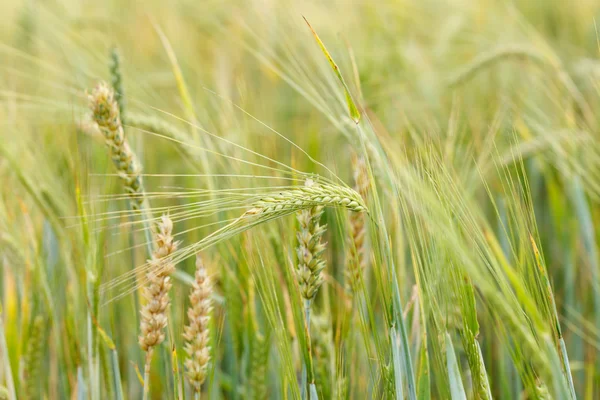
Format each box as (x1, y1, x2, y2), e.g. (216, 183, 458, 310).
(139, 216, 178, 396)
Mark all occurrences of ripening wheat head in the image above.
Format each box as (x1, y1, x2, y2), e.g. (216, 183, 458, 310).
(88, 81, 145, 210)
(139, 215, 178, 351)
(345, 156, 370, 295)
(184, 254, 212, 392)
(294, 179, 328, 302)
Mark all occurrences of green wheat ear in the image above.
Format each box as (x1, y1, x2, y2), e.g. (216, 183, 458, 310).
(109, 48, 126, 124)
(247, 180, 367, 216)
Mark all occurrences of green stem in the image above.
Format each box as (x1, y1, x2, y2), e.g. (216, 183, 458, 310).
(390, 327, 404, 400)
(143, 349, 153, 400)
(139, 199, 155, 258)
(302, 300, 312, 400)
(110, 348, 124, 400)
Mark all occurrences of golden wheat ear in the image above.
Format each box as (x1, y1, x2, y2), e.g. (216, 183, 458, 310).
(88, 82, 145, 211)
(138, 215, 178, 398)
(183, 254, 213, 394)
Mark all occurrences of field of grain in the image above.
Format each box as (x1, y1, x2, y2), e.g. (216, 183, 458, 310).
(1, 0, 600, 399)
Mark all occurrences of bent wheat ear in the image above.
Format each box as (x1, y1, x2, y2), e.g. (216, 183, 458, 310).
(249, 181, 367, 215)
(88, 82, 145, 210)
(101, 179, 367, 304)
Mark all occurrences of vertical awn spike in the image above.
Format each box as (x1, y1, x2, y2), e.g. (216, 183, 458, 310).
(249, 330, 270, 400)
(139, 216, 178, 398)
(345, 156, 370, 296)
(109, 48, 126, 124)
(184, 255, 213, 395)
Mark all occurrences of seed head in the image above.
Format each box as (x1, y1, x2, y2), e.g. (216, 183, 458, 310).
(88, 82, 145, 210)
(184, 255, 213, 392)
(139, 215, 178, 351)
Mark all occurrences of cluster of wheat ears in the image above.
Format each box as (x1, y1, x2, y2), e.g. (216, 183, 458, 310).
(4, 0, 600, 399)
(83, 78, 374, 398)
(88, 76, 368, 398)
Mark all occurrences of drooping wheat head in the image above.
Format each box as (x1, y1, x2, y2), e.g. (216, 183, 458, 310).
(183, 254, 212, 393)
(246, 179, 366, 217)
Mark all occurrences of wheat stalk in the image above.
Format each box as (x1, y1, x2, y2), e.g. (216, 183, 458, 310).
(139, 215, 178, 399)
(184, 254, 212, 396)
(293, 178, 328, 397)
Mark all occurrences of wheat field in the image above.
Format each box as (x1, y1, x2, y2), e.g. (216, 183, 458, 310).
(1, 0, 600, 399)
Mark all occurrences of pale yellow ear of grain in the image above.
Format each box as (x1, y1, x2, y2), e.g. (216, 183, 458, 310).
(139, 215, 178, 352)
(183, 254, 213, 392)
(88, 82, 145, 211)
(138, 215, 178, 399)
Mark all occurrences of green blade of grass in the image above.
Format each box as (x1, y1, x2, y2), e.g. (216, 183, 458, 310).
(444, 333, 466, 400)
(303, 16, 360, 124)
(529, 236, 576, 399)
(416, 332, 430, 400)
